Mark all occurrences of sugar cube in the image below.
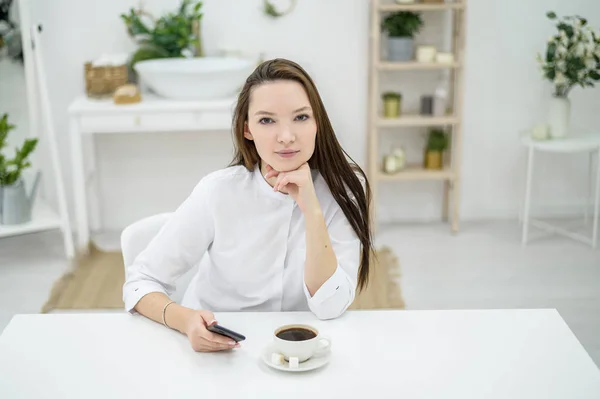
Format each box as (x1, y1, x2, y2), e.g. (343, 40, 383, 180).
(288, 357, 299, 369)
(271, 353, 284, 365)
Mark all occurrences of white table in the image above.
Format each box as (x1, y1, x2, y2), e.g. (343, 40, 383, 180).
(1, 310, 599, 398)
(521, 131, 600, 248)
(67, 95, 235, 254)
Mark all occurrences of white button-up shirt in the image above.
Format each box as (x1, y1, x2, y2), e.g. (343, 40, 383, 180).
(123, 164, 360, 320)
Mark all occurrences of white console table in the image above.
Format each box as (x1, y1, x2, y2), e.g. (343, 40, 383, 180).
(67, 95, 235, 254)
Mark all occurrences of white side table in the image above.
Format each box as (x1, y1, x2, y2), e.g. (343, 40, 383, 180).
(521, 131, 600, 248)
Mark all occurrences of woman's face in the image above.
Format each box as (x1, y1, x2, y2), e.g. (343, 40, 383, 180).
(244, 80, 317, 173)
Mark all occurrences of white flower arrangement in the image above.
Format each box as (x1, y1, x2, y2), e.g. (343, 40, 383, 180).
(537, 11, 600, 98)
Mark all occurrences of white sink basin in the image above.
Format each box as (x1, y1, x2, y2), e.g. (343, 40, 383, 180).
(134, 57, 256, 101)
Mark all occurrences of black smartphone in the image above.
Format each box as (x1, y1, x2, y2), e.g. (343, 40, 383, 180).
(207, 323, 246, 342)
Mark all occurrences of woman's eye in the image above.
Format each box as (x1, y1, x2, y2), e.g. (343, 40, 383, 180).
(259, 117, 274, 124)
(295, 114, 310, 121)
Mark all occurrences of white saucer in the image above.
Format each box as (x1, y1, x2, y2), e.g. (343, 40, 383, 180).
(261, 343, 331, 372)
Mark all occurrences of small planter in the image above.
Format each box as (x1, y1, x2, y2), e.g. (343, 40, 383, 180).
(424, 150, 443, 170)
(1, 172, 41, 225)
(382, 12, 423, 62)
(382, 92, 402, 118)
(424, 128, 448, 170)
(388, 37, 414, 61)
(0, 113, 40, 223)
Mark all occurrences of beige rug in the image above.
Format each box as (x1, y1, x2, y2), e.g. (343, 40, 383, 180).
(41, 246, 404, 313)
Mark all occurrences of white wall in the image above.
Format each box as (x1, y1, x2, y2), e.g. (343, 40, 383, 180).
(455, 0, 600, 221)
(23, 0, 600, 231)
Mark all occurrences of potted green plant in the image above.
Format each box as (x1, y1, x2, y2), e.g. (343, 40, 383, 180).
(121, 0, 204, 70)
(382, 92, 402, 118)
(0, 113, 40, 225)
(381, 11, 424, 61)
(424, 128, 448, 170)
(536, 11, 600, 138)
(0, 112, 11, 220)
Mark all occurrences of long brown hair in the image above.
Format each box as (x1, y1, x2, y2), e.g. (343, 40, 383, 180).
(230, 58, 374, 291)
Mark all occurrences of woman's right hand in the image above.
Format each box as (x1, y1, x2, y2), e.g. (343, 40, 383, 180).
(184, 310, 240, 352)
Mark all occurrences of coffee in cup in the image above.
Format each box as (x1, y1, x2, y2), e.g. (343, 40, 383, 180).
(273, 324, 331, 362)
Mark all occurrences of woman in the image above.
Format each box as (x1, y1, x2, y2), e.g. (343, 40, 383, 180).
(123, 58, 374, 352)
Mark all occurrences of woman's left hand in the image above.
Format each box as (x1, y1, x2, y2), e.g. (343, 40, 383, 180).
(265, 163, 319, 214)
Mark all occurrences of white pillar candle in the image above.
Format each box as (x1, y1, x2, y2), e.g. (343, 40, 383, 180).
(417, 46, 437, 63)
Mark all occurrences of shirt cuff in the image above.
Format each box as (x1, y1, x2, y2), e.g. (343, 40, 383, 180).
(123, 281, 168, 314)
(303, 265, 353, 313)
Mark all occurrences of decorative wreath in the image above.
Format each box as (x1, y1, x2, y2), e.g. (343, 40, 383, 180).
(263, 0, 297, 18)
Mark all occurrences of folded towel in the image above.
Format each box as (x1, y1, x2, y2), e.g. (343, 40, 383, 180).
(92, 53, 130, 67)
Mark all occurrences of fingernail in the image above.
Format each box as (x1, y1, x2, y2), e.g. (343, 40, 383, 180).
(234, 343, 241, 348)
(229, 341, 236, 346)
(209, 319, 217, 325)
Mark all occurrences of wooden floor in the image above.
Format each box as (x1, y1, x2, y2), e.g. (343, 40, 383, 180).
(1, 221, 599, 367)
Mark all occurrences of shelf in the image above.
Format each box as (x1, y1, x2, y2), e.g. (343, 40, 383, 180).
(377, 115, 460, 127)
(377, 166, 455, 181)
(369, 0, 467, 232)
(379, 2, 465, 12)
(0, 200, 62, 238)
(378, 61, 460, 70)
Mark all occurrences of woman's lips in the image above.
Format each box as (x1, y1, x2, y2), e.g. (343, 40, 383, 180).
(276, 150, 299, 159)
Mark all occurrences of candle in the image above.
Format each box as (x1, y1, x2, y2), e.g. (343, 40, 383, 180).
(416, 46, 437, 63)
(531, 124, 549, 140)
(436, 52, 455, 64)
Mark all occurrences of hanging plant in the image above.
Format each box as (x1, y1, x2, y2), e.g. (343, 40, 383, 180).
(263, 0, 297, 18)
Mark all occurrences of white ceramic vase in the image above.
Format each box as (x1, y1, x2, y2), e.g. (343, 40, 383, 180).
(548, 96, 570, 139)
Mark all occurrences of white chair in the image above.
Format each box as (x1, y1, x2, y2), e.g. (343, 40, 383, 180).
(121, 213, 171, 268)
(121, 212, 198, 303)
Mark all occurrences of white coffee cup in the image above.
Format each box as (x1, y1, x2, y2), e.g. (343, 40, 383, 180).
(273, 324, 331, 363)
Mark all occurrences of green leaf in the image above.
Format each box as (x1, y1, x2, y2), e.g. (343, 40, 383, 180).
(264, 1, 282, 18)
(382, 12, 424, 38)
(123, 1, 203, 57)
(589, 70, 600, 80)
(565, 68, 578, 82)
(546, 42, 556, 63)
(1, 137, 38, 185)
(547, 11, 557, 19)
(557, 23, 574, 38)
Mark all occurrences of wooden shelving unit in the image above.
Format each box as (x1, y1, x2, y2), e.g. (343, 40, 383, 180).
(377, 115, 460, 127)
(368, 0, 467, 232)
(377, 61, 461, 71)
(376, 166, 455, 181)
(379, 2, 465, 11)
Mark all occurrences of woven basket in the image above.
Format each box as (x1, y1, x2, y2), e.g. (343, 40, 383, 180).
(84, 62, 129, 98)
